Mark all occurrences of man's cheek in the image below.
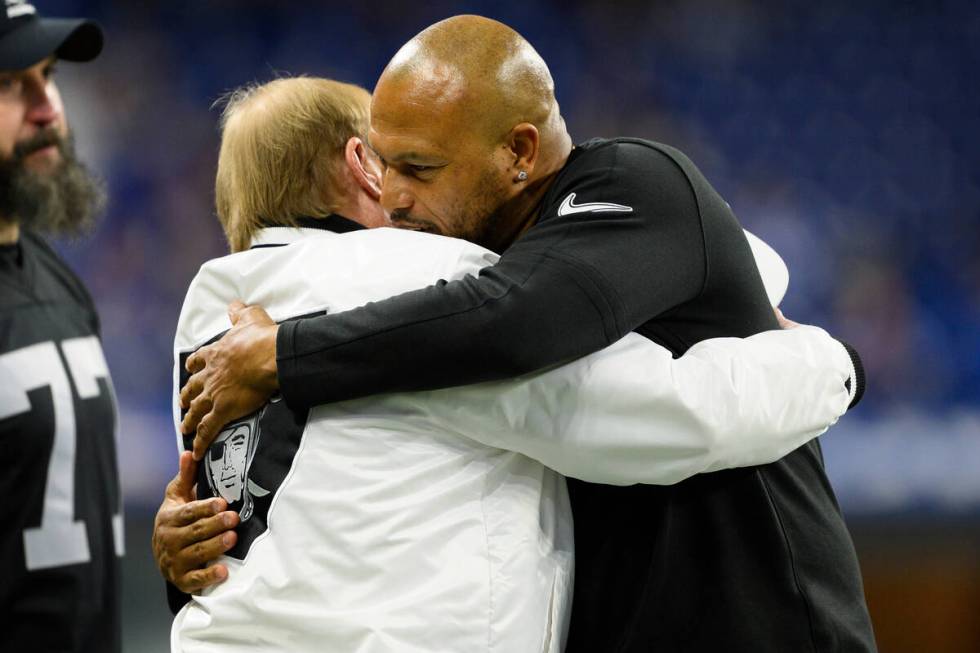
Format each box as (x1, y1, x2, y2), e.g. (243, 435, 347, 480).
(427, 186, 471, 234)
(0, 137, 17, 163)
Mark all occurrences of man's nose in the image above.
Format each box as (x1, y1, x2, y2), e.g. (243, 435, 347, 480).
(380, 170, 414, 214)
(24, 78, 59, 127)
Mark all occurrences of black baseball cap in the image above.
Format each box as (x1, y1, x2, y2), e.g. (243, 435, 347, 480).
(0, 1, 102, 71)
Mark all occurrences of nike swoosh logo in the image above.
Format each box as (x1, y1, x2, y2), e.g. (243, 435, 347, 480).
(557, 192, 634, 217)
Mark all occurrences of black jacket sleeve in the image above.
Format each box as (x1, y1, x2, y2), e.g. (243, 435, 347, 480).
(277, 141, 707, 407)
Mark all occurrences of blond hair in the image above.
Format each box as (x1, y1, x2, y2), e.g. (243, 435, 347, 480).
(215, 77, 371, 252)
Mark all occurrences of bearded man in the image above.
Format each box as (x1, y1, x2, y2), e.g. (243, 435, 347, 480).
(0, 3, 123, 652)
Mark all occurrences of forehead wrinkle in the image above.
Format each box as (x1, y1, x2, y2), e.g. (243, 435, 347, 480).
(372, 95, 465, 159)
(369, 124, 450, 161)
(374, 62, 466, 122)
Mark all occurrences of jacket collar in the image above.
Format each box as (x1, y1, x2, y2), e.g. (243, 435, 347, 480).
(249, 215, 365, 249)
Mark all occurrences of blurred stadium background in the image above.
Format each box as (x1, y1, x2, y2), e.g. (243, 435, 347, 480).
(37, 0, 980, 650)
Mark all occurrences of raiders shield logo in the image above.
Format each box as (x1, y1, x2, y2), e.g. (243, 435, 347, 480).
(203, 407, 270, 523)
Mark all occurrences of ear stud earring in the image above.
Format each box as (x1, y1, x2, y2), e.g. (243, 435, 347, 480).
(517, 170, 528, 181)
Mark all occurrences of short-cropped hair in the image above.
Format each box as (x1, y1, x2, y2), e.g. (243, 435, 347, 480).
(215, 77, 371, 252)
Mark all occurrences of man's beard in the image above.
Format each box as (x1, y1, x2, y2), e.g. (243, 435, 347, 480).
(454, 167, 518, 252)
(0, 128, 106, 238)
(390, 167, 511, 251)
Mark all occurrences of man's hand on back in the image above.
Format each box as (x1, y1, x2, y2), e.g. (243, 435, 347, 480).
(152, 452, 240, 593)
(180, 301, 279, 460)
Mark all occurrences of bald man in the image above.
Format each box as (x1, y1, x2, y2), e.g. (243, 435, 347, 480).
(181, 16, 875, 653)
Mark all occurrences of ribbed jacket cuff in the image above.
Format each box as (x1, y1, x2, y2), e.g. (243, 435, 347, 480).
(835, 339, 866, 409)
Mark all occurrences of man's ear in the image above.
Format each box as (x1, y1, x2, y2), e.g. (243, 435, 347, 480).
(345, 137, 382, 200)
(508, 123, 540, 182)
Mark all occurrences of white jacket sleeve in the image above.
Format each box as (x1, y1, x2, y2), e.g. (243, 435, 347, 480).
(420, 325, 855, 485)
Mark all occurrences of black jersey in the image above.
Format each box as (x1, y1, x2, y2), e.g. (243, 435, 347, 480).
(0, 229, 122, 653)
(275, 138, 874, 651)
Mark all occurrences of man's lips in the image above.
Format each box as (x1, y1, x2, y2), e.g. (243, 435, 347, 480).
(26, 144, 58, 157)
(14, 129, 63, 159)
(20, 143, 60, 165)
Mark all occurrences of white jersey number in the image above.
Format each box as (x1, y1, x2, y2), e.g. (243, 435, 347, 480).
(0, 337, 124, 570)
